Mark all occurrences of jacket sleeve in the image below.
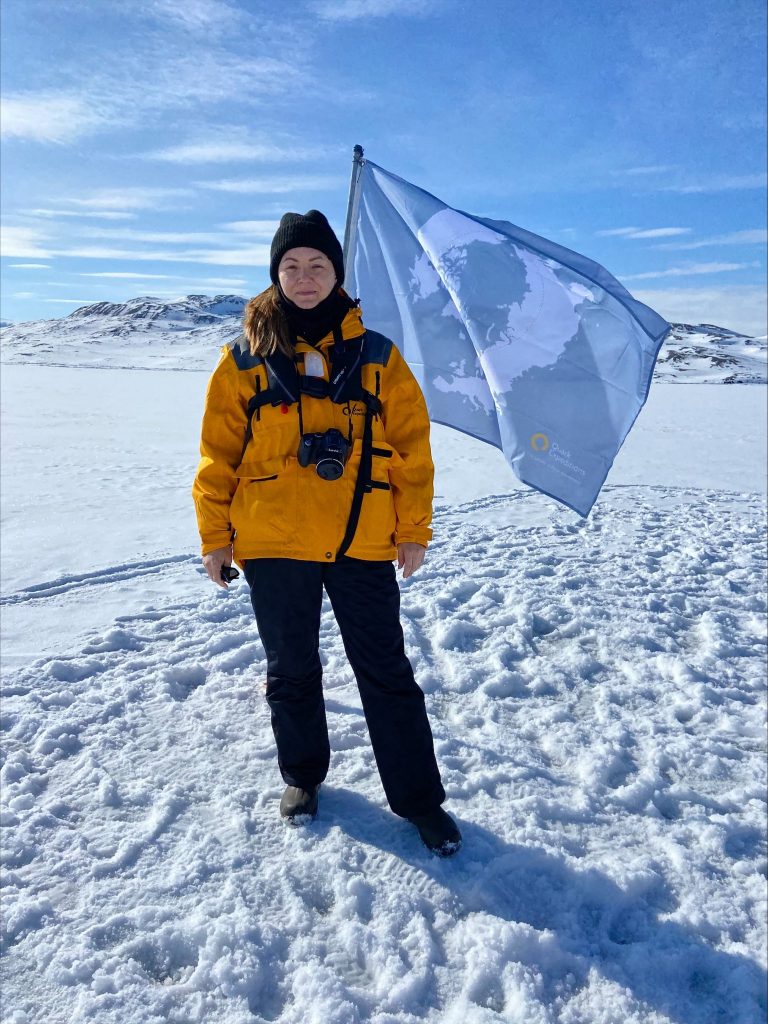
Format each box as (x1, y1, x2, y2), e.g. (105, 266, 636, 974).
(381, 346, 434, 548)
(192, 348, 248, 555)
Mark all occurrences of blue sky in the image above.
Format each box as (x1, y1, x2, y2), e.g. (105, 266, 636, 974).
(1, 0, 766, 334)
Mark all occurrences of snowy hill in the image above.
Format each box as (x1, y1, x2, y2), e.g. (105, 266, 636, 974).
(1, 295, 766, 382)
(654, 323, 767, 384)
(0, 295, 248, 372)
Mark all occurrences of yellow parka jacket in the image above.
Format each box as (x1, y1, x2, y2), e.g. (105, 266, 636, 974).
(192, 301, 434, 565)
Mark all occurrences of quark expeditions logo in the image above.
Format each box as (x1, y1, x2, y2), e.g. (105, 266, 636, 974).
(529, 432, 586, 478)
(342, 403, 365, 417)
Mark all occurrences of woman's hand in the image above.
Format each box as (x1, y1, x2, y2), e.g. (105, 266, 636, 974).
(202, 545, 234, 588)
(397, 543, 426, 580)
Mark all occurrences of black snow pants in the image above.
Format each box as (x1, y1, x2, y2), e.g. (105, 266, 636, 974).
(243, 556, 445, 818)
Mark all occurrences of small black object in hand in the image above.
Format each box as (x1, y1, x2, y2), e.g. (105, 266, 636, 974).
(220, 565, 240, 583)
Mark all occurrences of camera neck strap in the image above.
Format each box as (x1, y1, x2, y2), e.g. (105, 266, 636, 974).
(239, 332, 365, 462)
(295, 327, 362, 443)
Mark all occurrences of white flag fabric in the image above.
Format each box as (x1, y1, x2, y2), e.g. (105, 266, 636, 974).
(346, 160, 670, 516)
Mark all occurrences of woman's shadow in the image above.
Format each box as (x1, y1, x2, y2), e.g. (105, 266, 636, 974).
(314, 786, 766, 1024)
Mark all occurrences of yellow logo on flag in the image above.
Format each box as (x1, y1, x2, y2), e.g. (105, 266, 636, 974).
(530, 433, 550, 452)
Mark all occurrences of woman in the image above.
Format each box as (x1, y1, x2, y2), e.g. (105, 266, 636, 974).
(193, 210, 461, 856)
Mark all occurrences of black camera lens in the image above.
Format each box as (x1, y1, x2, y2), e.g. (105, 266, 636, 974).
(297, 428, 350, 478)
(316, 458, 344, 481)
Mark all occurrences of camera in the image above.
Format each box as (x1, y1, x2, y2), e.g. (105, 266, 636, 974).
(297, 428, 351, 480)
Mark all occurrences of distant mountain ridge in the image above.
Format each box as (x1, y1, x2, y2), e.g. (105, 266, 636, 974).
(65, 294, 247, 329)
(653, 322, 766, 384)
(0, 294, 765, 383)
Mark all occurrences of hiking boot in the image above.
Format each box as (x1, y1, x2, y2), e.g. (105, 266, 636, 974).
(280, 784, 320, 822)
(408, 807, 462, 857)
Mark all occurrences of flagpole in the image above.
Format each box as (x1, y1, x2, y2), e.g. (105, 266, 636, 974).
(342, 144, 365, 279)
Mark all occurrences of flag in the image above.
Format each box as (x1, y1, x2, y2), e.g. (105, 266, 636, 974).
(346, 160, 670, 517)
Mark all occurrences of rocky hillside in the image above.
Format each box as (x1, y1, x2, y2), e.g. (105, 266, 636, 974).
(1, 295, 765, 381)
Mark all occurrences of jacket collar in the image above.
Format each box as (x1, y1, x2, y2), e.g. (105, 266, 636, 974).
(294, 292, 365, 353)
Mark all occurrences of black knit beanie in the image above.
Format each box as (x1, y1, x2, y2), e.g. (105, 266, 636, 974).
(269, 210, 344, 285)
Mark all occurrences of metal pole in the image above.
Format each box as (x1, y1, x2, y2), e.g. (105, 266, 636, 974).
(342, 145, 365, 280)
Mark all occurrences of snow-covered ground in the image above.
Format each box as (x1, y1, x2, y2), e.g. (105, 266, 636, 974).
(1, 361, 766, 1024)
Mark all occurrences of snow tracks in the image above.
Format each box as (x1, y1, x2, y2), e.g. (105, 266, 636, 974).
(1, 486, 766, 1024)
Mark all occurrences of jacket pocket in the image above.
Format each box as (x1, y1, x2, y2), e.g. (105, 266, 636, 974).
(235, 455, 287, 481)
(231, 455, 298, 546)
(241, 417, 298, 467)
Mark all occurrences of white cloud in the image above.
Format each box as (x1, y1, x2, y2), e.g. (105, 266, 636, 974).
(62, 278, 248, 296)
(8, 263, 50, 269)
(624, 227, 691, 239)
(114, 280, 248, 294)
(596, 226, 691, 239)
(634, 285, 767, 337)
(658, 173, 767, 194)
(1, 46, 305, 149)
(12, 292, 36, 299)
(45, 244, 272, 266)
(656, 229, 768, 251)
(78, 272, 179, 279)
(118, 50, 303, 109)
(64, 187, 196, 211)
(25, 209, 136, 220)
(309, 0, 434, 18)
(0, 92, 109, 143)
(176, 247, 272, 267)
(620, 165, 677, 176)
(197, 175, 344, 194)
(207, 279, 248, 287)
(1, 227, 53, 258)
(78, 227, 243, 244)
(610, 164, 766, 196)
(222, 220, 280, 235)
(140, 139, 328, 164)
(622, 262, 758, 281)
(181, 278, 248, 288)
(80, 271, 252, 285)
(144, 0, 242, 33)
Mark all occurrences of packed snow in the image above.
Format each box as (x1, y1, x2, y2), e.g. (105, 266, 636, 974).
(1, 315, 766, 1023)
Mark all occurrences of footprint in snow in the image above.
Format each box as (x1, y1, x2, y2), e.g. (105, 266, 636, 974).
(162, 665, 207, 701)
(82, 629, 145, 654)
(724, 825, 766, 862)
(435, 619, 487, 653)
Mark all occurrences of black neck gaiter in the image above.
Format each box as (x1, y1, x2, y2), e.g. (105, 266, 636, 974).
(278, 287, 355, 346)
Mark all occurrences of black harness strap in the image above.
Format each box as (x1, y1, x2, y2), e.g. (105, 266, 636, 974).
(329, 327, 363, 402)
(238, 334, 389, 558)
(238, 349, 300, 464)
(238, 374, 262, 464)
(337, 370, 382, 558)
(266, 352, 299, 403)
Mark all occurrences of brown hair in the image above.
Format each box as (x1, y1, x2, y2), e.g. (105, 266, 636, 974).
(243, 284, 293, 358)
